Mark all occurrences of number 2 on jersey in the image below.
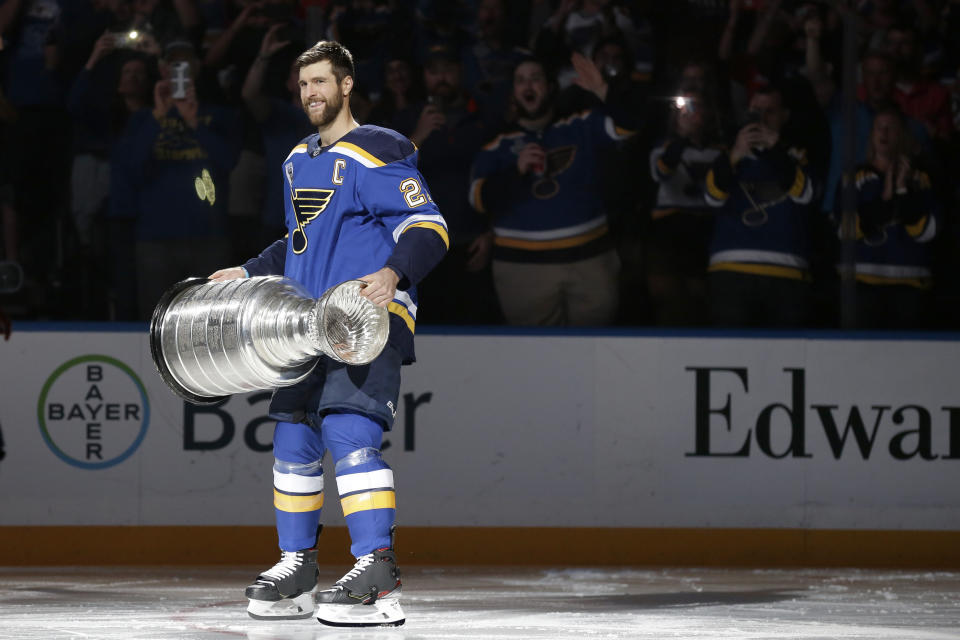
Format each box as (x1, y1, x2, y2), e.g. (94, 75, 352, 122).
(399, 178, 428, 208)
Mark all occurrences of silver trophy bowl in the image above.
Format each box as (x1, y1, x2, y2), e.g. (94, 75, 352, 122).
(149, 276, 389, 404)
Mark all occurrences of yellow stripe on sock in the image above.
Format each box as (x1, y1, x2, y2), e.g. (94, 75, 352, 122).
(341, 490, 396, 517)
(274, 490, 324, 513)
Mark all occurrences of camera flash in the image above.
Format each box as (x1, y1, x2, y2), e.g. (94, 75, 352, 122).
(674, 96, 687, 109)
(127, 30, 139, 41)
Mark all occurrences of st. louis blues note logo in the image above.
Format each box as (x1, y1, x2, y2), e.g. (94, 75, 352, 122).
(290, 188, 335, 254)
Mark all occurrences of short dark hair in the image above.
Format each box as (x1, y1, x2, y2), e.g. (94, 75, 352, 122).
(295, 41, 355, 83)
(512, 55, 554, 82)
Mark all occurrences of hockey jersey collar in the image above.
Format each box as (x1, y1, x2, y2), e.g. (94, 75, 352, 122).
(306, 124, 367, 158)
(306, 133, 324, 158)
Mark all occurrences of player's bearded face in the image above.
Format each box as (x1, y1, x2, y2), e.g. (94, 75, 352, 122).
(300, 62, 347, 128)
(302, 82, 344, 127)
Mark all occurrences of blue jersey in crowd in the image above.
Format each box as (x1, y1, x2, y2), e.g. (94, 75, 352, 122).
(842, 165, 939, 288)
(244, 125, 449, 364)
(468, 107, 633, 263)
(705, 143, 815, 280)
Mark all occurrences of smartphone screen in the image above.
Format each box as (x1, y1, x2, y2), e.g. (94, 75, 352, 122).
(171, 61, 191, 100)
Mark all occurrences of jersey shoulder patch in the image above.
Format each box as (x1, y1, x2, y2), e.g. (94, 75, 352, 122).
(331, 125, 415, 168)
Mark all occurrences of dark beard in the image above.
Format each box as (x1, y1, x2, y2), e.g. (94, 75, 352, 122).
(304, 90, 344, 128)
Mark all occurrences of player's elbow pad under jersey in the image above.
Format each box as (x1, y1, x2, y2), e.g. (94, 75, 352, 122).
(386, 226, 449, 289)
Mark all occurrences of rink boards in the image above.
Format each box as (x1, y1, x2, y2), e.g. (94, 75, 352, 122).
(1, 326, 959, 566)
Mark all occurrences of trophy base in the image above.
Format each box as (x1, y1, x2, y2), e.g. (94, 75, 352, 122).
(149, 277, 229, 406)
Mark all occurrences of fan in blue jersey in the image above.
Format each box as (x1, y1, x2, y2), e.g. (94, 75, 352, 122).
(704, 85, 816, 327)
(468, 53, 636, 326)
(834, 107, 939, 329)
(209, 41, 448, 627)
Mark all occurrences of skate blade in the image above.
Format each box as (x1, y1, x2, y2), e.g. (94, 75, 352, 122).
(316, 597, 405, 627)
(247, 591, 315, 620)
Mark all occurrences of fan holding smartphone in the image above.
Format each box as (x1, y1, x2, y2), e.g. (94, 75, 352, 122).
(126, 43, 239, 320)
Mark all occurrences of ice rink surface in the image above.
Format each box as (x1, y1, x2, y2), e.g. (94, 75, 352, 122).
(1, 566, 959, 640)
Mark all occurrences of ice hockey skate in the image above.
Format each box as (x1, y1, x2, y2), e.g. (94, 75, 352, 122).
(245, 549, 319, 620)
(314, 547, 405, 627)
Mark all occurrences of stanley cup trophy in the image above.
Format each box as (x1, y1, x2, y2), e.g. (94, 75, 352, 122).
(149, 276, 390, 404)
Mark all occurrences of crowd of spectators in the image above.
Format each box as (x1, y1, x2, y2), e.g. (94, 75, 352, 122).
(0, 0, 959, 330)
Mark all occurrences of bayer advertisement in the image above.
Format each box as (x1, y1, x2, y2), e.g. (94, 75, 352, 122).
(38, 355, 150, 470)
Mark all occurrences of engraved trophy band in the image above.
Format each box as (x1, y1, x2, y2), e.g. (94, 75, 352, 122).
(149, 276, 390, 404)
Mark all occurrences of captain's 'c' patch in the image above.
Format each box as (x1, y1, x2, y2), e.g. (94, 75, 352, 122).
(291, 188, 335, 254)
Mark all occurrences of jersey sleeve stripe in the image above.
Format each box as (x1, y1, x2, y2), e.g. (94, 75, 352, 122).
(469, 177, 486, 212)
(787, 167, 810, 202)
(392, 213, 448, 242)
(604, 116, 635, 140)
(402, 221, 450, 249)
(388, 302, 416, 334)
(393, 290, 418, 318)
(705, 169, 729, 202)
(331, 141, 386, 167)
(908, 214, 937, 242)
(284, 144, 308, 162)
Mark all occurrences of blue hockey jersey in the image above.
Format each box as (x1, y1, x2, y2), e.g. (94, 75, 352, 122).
(704, 143, 814, 280)
(836, 165, 939, 288)
(243, 125, 449, 363)
(468, 108, 633, 263)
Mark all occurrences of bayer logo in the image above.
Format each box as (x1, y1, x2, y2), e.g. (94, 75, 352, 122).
(37, 355, 150, 470)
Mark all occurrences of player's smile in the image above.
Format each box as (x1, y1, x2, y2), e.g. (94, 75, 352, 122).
(299, 60, 347, 128)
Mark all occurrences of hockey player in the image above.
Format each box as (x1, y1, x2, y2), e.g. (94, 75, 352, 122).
(209, 40, 448, 627)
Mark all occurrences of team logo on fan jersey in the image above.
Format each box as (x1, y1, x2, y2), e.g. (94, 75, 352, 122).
(531, 145, 576, 200)
(290, 188, 335, 254)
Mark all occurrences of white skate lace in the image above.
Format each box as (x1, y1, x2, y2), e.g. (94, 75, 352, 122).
(259, 551, 303, 582)
(336, 553, 375, 585)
